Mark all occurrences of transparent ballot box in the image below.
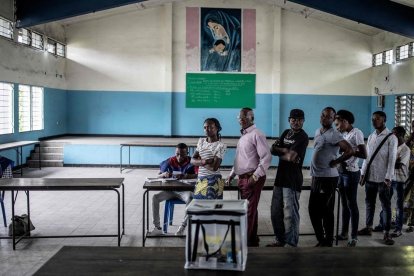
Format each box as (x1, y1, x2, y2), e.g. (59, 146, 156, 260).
(184, 200, 248, 271)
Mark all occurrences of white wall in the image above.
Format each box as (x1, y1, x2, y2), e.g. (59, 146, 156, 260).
(64, 0, 376, 96)
(281, 11, 373, 96)
(372, 32, 414, 95)
(65, 4, 172, 92)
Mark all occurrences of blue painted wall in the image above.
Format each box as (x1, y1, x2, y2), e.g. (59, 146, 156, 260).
(62, 90, 398, 167)
(67, 90, 172, 135)
(0, 87, 67, 163)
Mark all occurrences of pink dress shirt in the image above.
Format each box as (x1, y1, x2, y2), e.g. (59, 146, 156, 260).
(230, 124, 272, 178)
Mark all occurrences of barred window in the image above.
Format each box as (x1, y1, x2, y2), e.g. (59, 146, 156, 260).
(0, 82, 14, 135)
(0, 17, 13, 39)
(31, 32, 44, 50)
(384, 49, 393, 64)
(56, 43, 65, 57)
(19, 85, 44, 132)
(397, 44, 410, 61)
(18, 28, 31, 45)
(373, 53, 383, 66)
(395, 94, 414, 134)
(47, 38, 56, 54)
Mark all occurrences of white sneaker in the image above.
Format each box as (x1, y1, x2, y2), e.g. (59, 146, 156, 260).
(148, 227, 164, 236)
(175, 225, 186, 236)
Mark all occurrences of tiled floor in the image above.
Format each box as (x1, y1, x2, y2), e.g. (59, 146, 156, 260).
(0, 167, 413, 275)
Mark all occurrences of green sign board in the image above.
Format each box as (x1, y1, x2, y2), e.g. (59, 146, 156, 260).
(186, 73, 256, 108)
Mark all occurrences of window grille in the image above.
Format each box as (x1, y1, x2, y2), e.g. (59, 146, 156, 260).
(0, 82, 14, 135)
(56, 43, 65, 57)
(373, 53, 383, 66)
(0, 17, 13, 39)
(31, 32, 44, 50)
(18, 28, 31, 45)
(47, 38, 56, 54)
(19, 85, 44, 132)
(397, 44, 409, 61)
(395, 94, 414, 134)
(384, 49, 393, 64)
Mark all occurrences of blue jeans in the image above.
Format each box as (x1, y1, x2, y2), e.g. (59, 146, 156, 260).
(378, 181, 405, 231)
(365, 181, 392, 232)
(270, 186, 301, 246)
(338, 171, 360, 239)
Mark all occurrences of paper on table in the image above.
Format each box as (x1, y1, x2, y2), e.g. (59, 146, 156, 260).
(146, 177, 175, 183)
(180, 179, 197, 185)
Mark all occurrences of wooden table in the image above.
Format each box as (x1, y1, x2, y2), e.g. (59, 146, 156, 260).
(34, 246, 414, 275)
(0, 178, 125, 250)
(142, 179, 340, 247)
(0, 141, 41, 175)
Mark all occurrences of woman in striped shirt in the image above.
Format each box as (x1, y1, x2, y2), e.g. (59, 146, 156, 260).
(192, 118, 227, 199)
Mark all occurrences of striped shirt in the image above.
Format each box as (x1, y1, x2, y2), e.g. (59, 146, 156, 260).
(196, 138, 227, 177)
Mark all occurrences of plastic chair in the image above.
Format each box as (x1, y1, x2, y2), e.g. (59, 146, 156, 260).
(163, 198, 185, 233)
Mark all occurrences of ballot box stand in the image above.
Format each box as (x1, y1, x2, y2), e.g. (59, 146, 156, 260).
(184, 199, 248, 271)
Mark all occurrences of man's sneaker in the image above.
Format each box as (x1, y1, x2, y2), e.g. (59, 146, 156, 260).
(266, 240, 286, 247)
(390, 230, 402, 238)
(347, 239, 358, 247)
(357, 227, 372, 236)
(383, 234, 395, 245)
(175, 225, 186, 236)
(372, 225, 383, 232)
(148, 227, 163, 236)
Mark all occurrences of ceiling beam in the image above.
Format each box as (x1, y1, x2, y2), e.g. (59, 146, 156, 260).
(15, 0, 146, 28)
(289, 0, 414, 38)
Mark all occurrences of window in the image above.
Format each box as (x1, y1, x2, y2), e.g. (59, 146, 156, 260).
(18, 28, 31, 45)
(47, 38, 56, 54)
(19, 85, 44, 132)
(56, 43, 65, 57)
(384, 49, 393, 64)
(31, 32, 44, 50)
(373, 52, 383, 66)
(0, 16, 13, 39)
(397, 44, 410, 61)
(0, 82, 14, 135)
(395, 94, 414, 134)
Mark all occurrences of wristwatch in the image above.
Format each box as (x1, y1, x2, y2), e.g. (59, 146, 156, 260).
(252, 174, 258, 182)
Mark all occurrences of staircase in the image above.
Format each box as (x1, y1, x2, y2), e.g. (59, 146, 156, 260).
(28, 141, 65, 168)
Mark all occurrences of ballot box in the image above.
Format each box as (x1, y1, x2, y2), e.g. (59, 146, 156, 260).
(184, 199, 248, 271)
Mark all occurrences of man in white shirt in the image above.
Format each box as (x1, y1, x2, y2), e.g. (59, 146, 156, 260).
(358, 111, 398, 245)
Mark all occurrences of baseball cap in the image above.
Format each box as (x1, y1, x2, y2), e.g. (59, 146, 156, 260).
(289, 109, 305, 119)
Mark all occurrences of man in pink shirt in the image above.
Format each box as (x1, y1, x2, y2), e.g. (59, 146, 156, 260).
(226, 107, 272, 246)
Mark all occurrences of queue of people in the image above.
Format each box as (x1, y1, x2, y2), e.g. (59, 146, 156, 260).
(148, 107, 414, 247)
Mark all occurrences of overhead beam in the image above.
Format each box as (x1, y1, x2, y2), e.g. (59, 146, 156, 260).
(289, 0, 414, 38)
(15, 0, 146, 28)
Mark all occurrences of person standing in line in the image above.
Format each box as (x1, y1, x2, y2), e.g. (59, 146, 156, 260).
(266, 109, 309, 247)
(192, 118, 227, 201)
(226, 107, 272, 247)
(358, 111, 398, 246)
(309, 107, 354, 247)
(389, 126, 410, 237)
(404, 120, 414, 233)
(334, 110, 367, 247)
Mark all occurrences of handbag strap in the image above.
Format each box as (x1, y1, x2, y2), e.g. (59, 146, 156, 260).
(365, 133, 393, 181)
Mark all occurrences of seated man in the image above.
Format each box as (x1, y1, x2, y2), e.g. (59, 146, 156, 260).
(149, 143, 197, 235)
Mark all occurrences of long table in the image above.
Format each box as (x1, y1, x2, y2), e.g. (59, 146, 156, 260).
(0, 178, 125, 250)
(142, 178, 340, 247)
(0, 141, 41, 175)
(120, 138, 240, 173)
(34, 246, 414, 275)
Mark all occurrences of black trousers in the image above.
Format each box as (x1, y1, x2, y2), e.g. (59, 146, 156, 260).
(308, 176, 338, 244)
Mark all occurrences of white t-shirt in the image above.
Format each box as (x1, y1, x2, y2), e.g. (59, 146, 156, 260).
(196, 138, 227, 177)
(343, 128, 365, 172)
